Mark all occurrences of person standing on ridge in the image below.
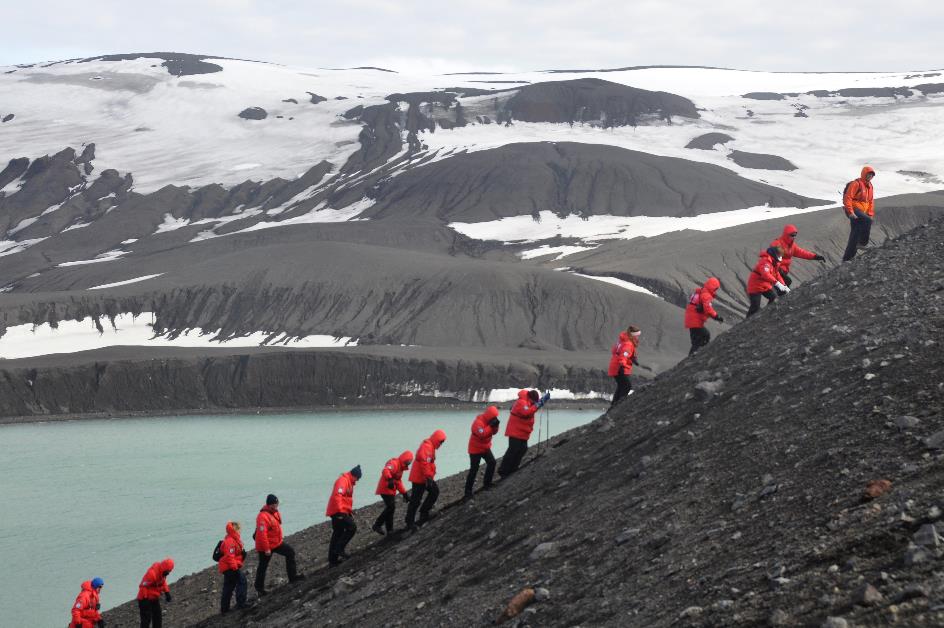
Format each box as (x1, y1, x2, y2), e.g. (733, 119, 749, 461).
(406, 429, 447, 531)
(769, 224, 826, 286)
(70, 577, 104, 628)
(326, 465, 361, 566)
(464, 405, 500, 500)
(218, 521, 253, 614)
(372, 451, 413, 536)
(608, 326, 641, 408)
(842, 166, 876, 262)
(497, 389, 551, 478)
(136, 558, 174, 628)
(254, 494, 303, 596)
(746, 246, 788, 317)
(685, 277, 724, 355)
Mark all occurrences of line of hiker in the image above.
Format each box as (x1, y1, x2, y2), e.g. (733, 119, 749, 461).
(68, 391, 553, 625)
(608, 167, 876, 402)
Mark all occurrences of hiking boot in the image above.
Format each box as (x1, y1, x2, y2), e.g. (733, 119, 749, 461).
(237, 600, 256, 610)
(371, 522, 386, 536)
(256, 589, 269, 597)
(289, 574, 306, 583)
(339, 551, 351, 559)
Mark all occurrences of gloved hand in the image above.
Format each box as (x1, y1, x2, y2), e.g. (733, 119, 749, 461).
(541, 391, 551, 404)
(402, 492, 410, 503)
(96, 603, 101, 610)
(165, 592, 172, 603)
(425, 478, 435, 490)
(488, 417, 500, 428)
(853, 209, 869, 220)
(242, 549, 247, 559)
(774, 282, 790, 293)
(848, 212, 858, 220)
(631, 356, 639, 365)
(813, 254, 826, 262)
(715, 315, 725, 324)
(387, 479, 396, 490)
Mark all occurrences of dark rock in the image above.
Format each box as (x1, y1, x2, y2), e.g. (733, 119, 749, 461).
(894, 415, 921, 430)
(924, 430, 944, 449)
(282, 98, 298, 104)
(529, 542, 558, 560)
(742, 92, 785, 100)
(863, 479, 892, 500)
(694, 378, 724, 401)
(685, 132, 734, 150)
(306, 92, 327, 104)
(238, 107, 267, 120)
(728, 150, 798, 171)
(1, 114, 13, 123)
(853, 583, 883, 606)
(914, 83, 944, 95)
(913, 523, 940, 548)
(79, 52, 223, 76)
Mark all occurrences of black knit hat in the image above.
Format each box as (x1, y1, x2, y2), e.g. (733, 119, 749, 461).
(351, 465, 362, 480)
(266, 493, 279, 505)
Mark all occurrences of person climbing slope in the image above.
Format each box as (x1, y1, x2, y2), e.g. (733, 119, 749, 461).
(769, 224, 826, 286)
(254, 494, 303, 595)
(136, 558, 174, 628)
(217, 521, 253, 614)
(326, 465, 361, 566)
(685, 277, 724, 355)
(608, 325, 641, 408)
(406, 429, 447, 531)
(372, 451, 413, 536)
(497, 389, 550, 478)
(842, 166, 876, 262)
(464, 405, 500, 500)
(747, 246, 788, 317)
(70, 577, 104, 628)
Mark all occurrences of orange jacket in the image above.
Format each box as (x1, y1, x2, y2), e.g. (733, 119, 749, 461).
(747, 250, 784, 294)
(254, 506, 284, 552)
(218, 522, 245, 573)
(770, 224, 817, 274)
(326, 471, 357, 516)
(684, 278, 721, 328)
(505, 390, 540, 440)
(137, 558, 174, 601)
(607, 331, 637, 376)
(843, 166, 875, 217)
(409, 430, 446, 483)
(70, 581, 102, 628)
(376, 452, 412, 495)
(468, 406, 500, 454)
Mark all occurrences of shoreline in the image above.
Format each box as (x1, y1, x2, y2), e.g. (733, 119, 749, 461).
(0, 398, 610, 426)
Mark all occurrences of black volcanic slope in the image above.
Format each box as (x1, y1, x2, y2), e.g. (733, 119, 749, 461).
(101, 217, 944, 627)
(362, 142, 825, 221)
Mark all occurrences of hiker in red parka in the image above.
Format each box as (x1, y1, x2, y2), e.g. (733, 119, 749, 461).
(70, 578, 103, 628)
(684, 277, 724, 355)
(842, 166, 876, 261)
(746, 246, 788, 317)
(498, 388, 550, 478)
(254, 494, 302, 596)
(326, 465, 361, 566)
(405, 429, 446, 530)
(372, 450, 413, 535)
(218, 521, 253, 614)
(608, 325, 641, 408)
(769, 223, 826, 286)
(464, 405, 500, 499)
(136, 558, 174, 628)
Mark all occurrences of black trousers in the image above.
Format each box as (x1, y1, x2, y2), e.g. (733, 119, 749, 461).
(498, 437, 529, 477)
(464, 450, 496, 496)
(780, 271, 793, 287)
(328, 514, 357, 563)
(221, 569, 248, 612)
(747, 290, 777, 316)
(688, 328, 711, 355)
(843, 215, 872, 261)
(610, 373, 632, 407)
(254, 542, 297, 592)
(405, 480, 439, 526)
(374, 494, 397, 532)
(138, 598, 162, 628)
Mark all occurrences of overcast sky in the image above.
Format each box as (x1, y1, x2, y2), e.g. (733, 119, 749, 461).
(2, 0, 942, 73)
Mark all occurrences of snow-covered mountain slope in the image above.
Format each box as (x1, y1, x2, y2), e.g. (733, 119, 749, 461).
(0, 53, 942, 384)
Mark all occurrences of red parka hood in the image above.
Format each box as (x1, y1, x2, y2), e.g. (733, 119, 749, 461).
(398, 450, 414, 466)
(430, 429, 446, 447)
(80, 580, 94, 592)
(225, 521, 240, 539)
(703, 277, 721, 294)
(781, 224, 797, 244)
(484, 405, 500, 419)
(861, 165, 875, 179)
(517, 389, 529, 400)
(160, 558, 175, 573)
(618, 331, 631, 342)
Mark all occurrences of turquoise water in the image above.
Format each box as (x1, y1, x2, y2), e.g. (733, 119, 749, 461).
(0, 408, 599, 627)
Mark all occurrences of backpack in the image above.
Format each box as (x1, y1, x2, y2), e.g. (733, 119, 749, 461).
(689, 290, 704, 314)
(212, 539, 224, 562)
(841, 179, 857, 203)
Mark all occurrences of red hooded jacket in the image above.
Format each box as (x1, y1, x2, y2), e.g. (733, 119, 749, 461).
(409, 430, 446, 483)
(468, 406, 500, 454)
(326, 471, 357, 516)
(137, 558, 174, 601)
(254, 506, 284, 552)
(770, 224, 817, 274)
(70, 581, 102, 628)
(607, 331, 637, 377)
(218, 522, 245, 573)
(376, 451, 413, 496)
(505, 390, 539, 440)
(843, 166, 876, 217)
(747, 250, 784, 294)
(684, 278, 721, 328)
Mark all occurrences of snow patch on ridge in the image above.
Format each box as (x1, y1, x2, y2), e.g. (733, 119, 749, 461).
(0, 312, 358, 359)
(57, 249, 128, 266)
(88, 274, 164, 290)
(569, 272, 663, 299)
(518, 244, 598, 260)
(485, 387, 607, 402)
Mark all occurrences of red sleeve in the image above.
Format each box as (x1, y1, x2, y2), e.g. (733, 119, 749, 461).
(792, 244, 817, 260)
(416, 443, 435, 481)
(381, 465, 394, 481)
(255, 514, 271, 552)
(700, 292, 718, 318)
(490, 423, 499, 436)
(756, 261, 780, 284)
(513, 399, 538, 419)
(396, 477, 407, 494)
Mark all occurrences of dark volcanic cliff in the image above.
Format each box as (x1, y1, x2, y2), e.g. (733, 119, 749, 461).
(100, 218, 944, 627)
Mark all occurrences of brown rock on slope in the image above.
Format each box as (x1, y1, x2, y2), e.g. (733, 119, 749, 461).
(102, 218, 944, 627)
